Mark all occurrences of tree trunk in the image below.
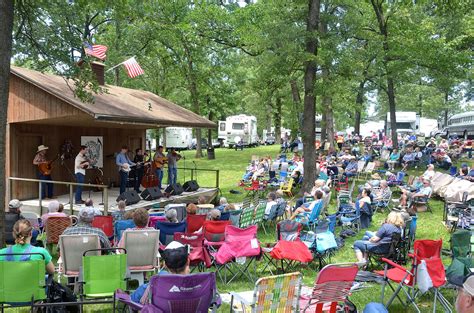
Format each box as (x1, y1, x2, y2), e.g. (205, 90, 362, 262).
(0, 0, 14, 246)
(290, 79, 302, 137)
(114, 17, 121, 86)
(320, 111, 327, 142)
(354, 80, 365, 135)
(187, 64, 202, 158)
(370, 0, 397, 149)
(323, 96, 335, 149)
(302, 0, 320, 193)
(444, 92, 449, 127)
(274, 97, 282, 145)
(266, 99, 272, 133)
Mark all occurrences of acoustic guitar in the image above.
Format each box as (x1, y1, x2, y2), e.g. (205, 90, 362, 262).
(37, 155, 60, 176)
(153, 156, 168, 169)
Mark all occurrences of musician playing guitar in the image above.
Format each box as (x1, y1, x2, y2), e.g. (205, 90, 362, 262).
(133, 148, 150, 193)
(74, 145, 89, 204)
(153, 145, 167, 189)
(116, 145, 135, 194)
(32, 145, 55, 199)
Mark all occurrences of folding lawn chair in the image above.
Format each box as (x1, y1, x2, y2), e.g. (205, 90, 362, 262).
(376, 239, 452, 313)
(58, 234, 100, 285)
(78, 248, 128, 311)
(366, 232, 403, 269)
(301, 220, 338, 270)
(122, 229, 160, 285)
(202, 220, 232, 251)
(230, 272, 302, 313)
(252, 201, 267, 233)
(388, 171, 406, 187)
(0, 250, 49, 311)
(116, 272, 220, 313)
(114, 219, 135, 244)
(264, 220, 313, 274)
(21, 211, 41, 229)
(339, 201, 361, 232)
(280, 178, 294, 197)
(185, 214, 207, 234)
(92, 215, 114, 241)
(45, 216, 72, 250)
(411, 190, 433, 213)
(174, 232, 212, 270)
(362, 162, 376, 180)
(239, 207, 255, 228)
(446, 229, 472, 283)
(215, 225, 261, 284)
(276, 201, 288, 221)
(155, 221, 187, 245)
(294, 199, 323, 231)
(356, 160, 366, 180)
(300, 263, 359, 313)
(228, 209, 242, 226)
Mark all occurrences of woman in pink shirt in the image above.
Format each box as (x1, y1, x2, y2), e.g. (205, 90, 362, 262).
(41, 200, 67, 225)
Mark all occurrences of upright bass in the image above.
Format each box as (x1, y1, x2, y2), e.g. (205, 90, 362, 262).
(141, 143, 159, 188)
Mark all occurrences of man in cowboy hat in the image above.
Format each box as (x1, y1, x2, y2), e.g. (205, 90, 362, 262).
(32, 145, 54, 199)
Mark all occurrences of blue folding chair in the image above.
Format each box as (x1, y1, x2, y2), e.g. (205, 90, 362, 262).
(295, 200, 323, 230)
(155, 221, 187, 245)
(340, 201, 361, 232)
(114, 219, 135, 243)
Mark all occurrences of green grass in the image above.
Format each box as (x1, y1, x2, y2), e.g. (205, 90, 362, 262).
(9, 145, 462, 312)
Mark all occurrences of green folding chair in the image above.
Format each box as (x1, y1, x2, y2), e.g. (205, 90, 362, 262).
(239, 208, 255, 228)
(0, 253, 46, 311)
(253, 201, 267, 234)
(79, 248, 128, 311)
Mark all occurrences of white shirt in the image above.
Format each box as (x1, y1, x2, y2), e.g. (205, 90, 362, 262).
(265, 201, 277, 215)
(75, 153, 87, 175)
(422, 170, 435, 181)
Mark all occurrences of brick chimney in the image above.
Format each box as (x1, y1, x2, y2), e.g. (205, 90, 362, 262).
(90, 61, 105, 85)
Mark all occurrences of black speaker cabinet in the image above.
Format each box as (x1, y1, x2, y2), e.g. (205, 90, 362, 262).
(165, 183, 184, 196)
(183, 180, 200, 192)
(116, 190, 140, 205)
(141, 187, 163, 201)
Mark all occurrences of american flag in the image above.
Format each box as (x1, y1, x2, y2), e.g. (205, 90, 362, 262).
(83, 42, 108, 60)
(122, 57, 145, 78)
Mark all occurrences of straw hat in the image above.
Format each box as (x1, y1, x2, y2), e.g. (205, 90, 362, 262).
(371, 173, 382, 180)
(37, 145, 49, 153)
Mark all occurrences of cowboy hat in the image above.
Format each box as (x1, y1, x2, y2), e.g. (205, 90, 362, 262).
(37, 145, 49, 153)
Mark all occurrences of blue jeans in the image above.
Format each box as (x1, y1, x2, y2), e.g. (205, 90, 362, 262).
(38, 173, 53, 199)
(155, 168, 163, 189)
(119, 171, 128, 194)
(168, 167, 177, 186)
(353, 240, 378, 253)
(75, 173, 85, 202)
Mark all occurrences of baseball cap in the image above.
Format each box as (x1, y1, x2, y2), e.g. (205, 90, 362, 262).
(8, 199, 22, 210)
(79, 206, 95, 223)
(161, 241, 189, 270)
(449, 272, 474, 296)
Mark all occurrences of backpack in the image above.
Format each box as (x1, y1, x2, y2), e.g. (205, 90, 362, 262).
(46, 280, 79, 312)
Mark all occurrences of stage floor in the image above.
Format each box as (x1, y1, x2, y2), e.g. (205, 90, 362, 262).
(21, 186, 219, 216)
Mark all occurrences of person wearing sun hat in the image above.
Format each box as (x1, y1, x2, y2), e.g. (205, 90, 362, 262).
(32, 144, 54, 199)
(450, 272, 474, 313)
(131, 241, 191, 304)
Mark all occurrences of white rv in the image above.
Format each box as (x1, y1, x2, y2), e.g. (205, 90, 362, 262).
(165, 127, 193, 150)
(386, 112, 420, 136)
(218, 115, 259, 148)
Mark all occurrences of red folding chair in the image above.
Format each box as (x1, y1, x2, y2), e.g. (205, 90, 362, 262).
(300, 263, 359, 313)
(202, 220, 232, 250)
(263, 220, 313, 274)
(376, 239, 451, 313)
(185, 214, 207, 234)
(91, 215, 114, 240)
(174, 232, 211, 270)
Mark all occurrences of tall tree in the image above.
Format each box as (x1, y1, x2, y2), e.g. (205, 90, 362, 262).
(0, 0, 14, 246)
(302, 0, 320, 192)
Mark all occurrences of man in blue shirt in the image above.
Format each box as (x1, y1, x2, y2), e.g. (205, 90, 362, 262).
(116, 145, 135, 194)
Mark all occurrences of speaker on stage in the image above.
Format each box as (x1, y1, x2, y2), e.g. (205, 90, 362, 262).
(116, 190, 140, 205)
(183, 180, 199, 192)
(141, 187, 163, 201)
(165, 183, 184, 196)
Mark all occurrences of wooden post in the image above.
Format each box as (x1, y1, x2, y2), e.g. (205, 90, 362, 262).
(38, 182, 43, 215)
(216, 170, 220, 189)
(69, 184, 74, 213)
(104, 187, 109, 215)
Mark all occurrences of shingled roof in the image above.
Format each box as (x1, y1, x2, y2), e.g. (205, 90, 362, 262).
(10, 66, 215, 129)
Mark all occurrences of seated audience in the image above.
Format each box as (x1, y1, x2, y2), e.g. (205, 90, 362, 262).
(41, 200, 68, 225)
(215, 197, 228, 211)
(290, 190, 323, 220)
(399, 179, 432, 209)
(207, 209, 221, 221)
(131, 241, 190, 304)
(61, 206, 111, 249)
(84, 198, 102, 216)
(0, 219, 55, 275)
(353, 212, 403, 263)
(386, 149, 400, 170)
(186, 203, 198, 215)
(117, 208, 154, 248)
(344, 157, 358, 178)
(6, 199, 39, 246)
(422, 164, 435, 181)
(264, 192, 278, 215)
(112, 200, 127, 222)
(373, 180, 392, 205)
(165, 209, 179, 223)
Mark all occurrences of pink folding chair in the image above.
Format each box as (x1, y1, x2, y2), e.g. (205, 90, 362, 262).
(214, 225, 261, 284)
(300, 263, 359, 313)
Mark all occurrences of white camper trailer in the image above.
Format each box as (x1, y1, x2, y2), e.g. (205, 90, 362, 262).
(218, 115, 259, 148)
(165, 127, 193, 150)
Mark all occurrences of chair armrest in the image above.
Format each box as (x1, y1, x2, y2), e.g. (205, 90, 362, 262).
(381, 258, 407, 272)
(230, 291, 255, 307)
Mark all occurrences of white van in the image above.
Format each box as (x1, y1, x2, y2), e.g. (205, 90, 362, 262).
(218, 115, 259, 148)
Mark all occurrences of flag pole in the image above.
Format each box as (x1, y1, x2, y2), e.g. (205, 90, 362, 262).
(105, 55, 136, 73)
